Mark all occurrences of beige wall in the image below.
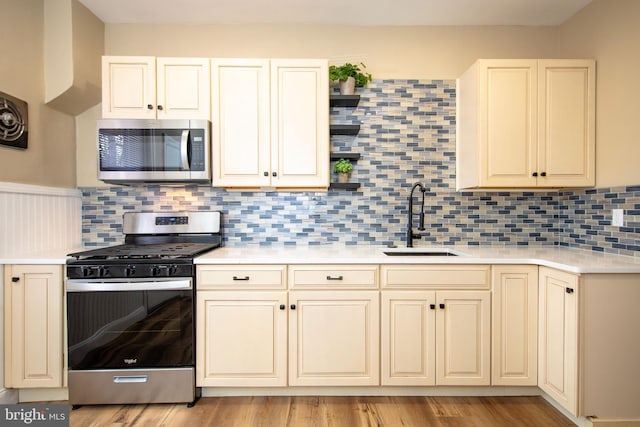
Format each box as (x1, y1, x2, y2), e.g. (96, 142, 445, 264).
(105, 24, 558, 79)
(557, 0, 640, 187)
(0, 0, 76, 188)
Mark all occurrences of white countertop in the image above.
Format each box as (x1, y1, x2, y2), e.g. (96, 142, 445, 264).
(3, 245, 640, 274)
(0, 248, 79, 265)
(195, 245, 640, 274)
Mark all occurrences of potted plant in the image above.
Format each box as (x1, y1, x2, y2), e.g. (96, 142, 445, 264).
(333, 158, 354, 183)
(329, 62, 372, 95)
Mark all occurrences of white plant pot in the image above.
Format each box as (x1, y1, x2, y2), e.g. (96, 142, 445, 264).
(339, 77, 356, 95)
(337, 172, 350, 183)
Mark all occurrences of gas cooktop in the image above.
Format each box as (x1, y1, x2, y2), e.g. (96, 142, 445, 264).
(68, 242, 220, 261)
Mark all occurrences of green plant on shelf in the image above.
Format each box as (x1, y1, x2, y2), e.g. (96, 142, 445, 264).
(329, 63, 372, 87)
(333, 158, 354, 174)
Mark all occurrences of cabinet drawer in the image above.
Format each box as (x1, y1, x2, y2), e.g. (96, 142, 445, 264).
(289, 265, 379, 289)
(197, 265, 286, 290)
(381, 265, 490, 289)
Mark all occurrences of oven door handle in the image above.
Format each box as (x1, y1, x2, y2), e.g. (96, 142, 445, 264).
(66, 279, 192, 292)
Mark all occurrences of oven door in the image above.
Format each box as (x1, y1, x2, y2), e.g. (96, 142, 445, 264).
(66, 278, 194, 371)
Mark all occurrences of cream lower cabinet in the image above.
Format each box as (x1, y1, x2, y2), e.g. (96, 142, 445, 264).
(196, 265, 287, 387)
(288, 290, 379, 386)
(288, 264, 379, 386)
(4, 264, 63, 388)
(539, 267, 640, 419)
(211, 58, 329, 189)
(381, 265, 491, 386)
(491, 265, 538, 386)
(196, 291, 288, 386)
(538, 266, 578, 416)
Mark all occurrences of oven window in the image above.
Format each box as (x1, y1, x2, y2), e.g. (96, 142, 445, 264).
(67, 290, 193, 370)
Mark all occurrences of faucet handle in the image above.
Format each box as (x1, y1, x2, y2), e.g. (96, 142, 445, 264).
(418, 212, 425, 230)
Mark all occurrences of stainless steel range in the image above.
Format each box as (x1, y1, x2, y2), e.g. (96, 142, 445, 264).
(65, 211, 222, 407)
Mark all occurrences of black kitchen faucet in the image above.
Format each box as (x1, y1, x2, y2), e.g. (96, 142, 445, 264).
(406, 182, 426, 247)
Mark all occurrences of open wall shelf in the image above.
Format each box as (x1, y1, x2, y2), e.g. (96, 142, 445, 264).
(329, 182, 361, 191)
(330, 95, 360, 107)
(329, 95, 362, 192)
(330, 153, 361, 161)
(330, 124, 360, 135)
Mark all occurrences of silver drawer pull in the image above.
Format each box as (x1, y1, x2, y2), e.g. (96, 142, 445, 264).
(113, 375, 148, 384)
(233, 276, 250, 281)
(326, 275, 344, 281)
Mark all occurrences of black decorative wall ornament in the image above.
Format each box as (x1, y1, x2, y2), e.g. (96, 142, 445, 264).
(0, 91, 28, 149)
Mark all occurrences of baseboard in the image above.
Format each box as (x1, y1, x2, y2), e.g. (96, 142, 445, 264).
(201, 385, 541, 397)
(586, 419, 640, 427)
(0, 388, 18, 404)
(18, 388, 68, 403)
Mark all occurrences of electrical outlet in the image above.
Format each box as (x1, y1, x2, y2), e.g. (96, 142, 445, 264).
(612, 209, 624, 227)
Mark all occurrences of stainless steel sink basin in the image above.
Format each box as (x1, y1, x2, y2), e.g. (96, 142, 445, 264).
(382, 247, 467, 257)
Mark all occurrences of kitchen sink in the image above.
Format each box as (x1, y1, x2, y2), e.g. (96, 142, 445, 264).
(382, 247, 467, 257)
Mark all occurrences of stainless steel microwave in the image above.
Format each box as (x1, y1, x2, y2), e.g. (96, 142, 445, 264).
(97, 119, 210, 184)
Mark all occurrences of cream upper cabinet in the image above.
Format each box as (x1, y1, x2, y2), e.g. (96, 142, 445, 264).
(211, 58, 329, 189)
(381, 265, 491, 386)
(102, 56, 210, 119)
(491, 265, 538, 386)
(288, 290, 379, 386)
(457, 59, 595, 189)
(211, 59, 271, 187)
(538, 266, 579, 416)
(4, 265, 63, 388)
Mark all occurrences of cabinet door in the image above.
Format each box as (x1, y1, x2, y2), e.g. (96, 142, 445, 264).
(491, 265, 538, 385)
(270, 59, 329, 188)
(381, 291, 436, 385)
(196, 291, 287, 387)
(288, 290, 379, 386)
(436, 291, 491, 385)
(538, 267, 579, 416)
(156, 57, 211, 119)
(211, 59, 271, 187)
(478, 60, 538, 188)
(101, 56, 156, 119)
(4, 265, 63, 388)
(537, 60, 595, 187)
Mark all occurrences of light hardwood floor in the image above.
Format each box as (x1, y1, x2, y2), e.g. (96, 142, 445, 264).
(69, 396, 575, 426)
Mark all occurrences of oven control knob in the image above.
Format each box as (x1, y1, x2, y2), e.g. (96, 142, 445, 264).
(98, 267, 109, 278)
(125, 265, 136, 277)
(152, 266, 163, 276)
(168, 266, 178, 276)
(81, 267, 93, 277)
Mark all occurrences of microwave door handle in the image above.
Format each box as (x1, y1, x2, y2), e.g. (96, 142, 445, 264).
(180, 129, 190, 170)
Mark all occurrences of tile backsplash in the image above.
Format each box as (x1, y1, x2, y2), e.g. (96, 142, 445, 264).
(79, 80, 640, 257)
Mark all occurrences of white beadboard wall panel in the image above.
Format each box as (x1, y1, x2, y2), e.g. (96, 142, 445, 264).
(0, 182, 82, 257)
